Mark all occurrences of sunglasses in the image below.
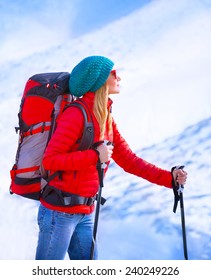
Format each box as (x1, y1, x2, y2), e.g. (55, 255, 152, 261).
(110, 69, 117, 79)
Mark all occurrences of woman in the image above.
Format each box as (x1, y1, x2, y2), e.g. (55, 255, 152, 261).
(35, 55, 187, 260)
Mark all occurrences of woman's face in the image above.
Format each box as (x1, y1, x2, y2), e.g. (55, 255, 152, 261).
(107, 70, 121, 95)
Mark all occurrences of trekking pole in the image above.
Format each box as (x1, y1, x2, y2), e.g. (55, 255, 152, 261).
(172, 165, 188, 260)
(90, 163, 105, 260)
(90, 141, 111, 260)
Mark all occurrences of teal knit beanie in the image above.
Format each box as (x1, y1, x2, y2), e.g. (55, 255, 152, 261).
(69, 55, 114, 97)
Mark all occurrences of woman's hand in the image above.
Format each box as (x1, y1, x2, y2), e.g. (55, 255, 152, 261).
(172, 168, 188, 185)
(96, 142, 113, 163)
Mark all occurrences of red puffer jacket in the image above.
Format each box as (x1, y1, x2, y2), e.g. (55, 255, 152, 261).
(41, 92, 172, 214)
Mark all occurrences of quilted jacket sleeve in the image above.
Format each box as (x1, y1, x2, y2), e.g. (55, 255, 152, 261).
(42, 106, 98, 171)
(111, 120, 172, 188)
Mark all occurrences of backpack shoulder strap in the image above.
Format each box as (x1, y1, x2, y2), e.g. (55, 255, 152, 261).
(65, 100, 94, 151)
(42, 100, 94, 189)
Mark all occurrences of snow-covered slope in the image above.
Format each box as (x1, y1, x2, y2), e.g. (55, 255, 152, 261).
(99, 117, 211, 260)
(1, 0, 211, 150)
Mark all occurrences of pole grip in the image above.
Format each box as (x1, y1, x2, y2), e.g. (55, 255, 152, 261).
(172, 165, 185, 213)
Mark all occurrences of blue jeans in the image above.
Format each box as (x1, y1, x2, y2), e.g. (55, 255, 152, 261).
(35, 204, 97, 260)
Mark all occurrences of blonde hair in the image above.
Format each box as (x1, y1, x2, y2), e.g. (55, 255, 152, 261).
(93, 83, 112, 139)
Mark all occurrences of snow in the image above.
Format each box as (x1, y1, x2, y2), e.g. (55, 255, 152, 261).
(0, 0, 211, 260)
(99, 117, 211, 260)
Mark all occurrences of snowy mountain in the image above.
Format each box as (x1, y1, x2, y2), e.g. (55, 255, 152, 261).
(99, 117, 211, 260)
(0, 0, 211, 260)
(0, 0, 152, 64)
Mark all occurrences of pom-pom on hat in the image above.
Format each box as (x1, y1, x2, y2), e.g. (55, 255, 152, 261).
(69, 55, 114, 97)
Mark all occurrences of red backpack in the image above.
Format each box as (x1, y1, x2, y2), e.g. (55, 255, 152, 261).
(10, 72, 94, 200)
